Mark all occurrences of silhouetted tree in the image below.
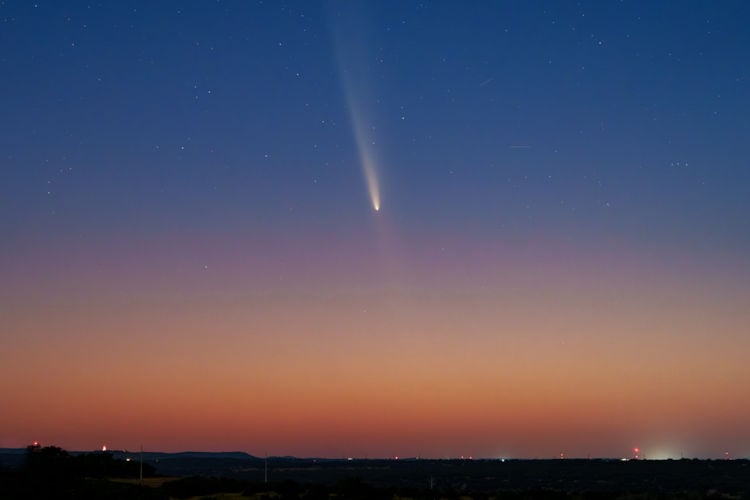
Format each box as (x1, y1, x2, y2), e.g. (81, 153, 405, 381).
(26, 445, 73, 481)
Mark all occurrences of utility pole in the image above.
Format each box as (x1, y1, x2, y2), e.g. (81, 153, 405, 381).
(139, 445, 143, 484)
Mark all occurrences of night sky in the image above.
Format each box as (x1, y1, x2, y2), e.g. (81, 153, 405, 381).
(2, 1, 750, 459)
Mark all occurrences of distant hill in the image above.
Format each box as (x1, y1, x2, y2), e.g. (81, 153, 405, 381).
(0, 448, 259, 470)
(110, 450, 258, 461)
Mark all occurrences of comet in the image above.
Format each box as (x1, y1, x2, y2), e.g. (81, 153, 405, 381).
(330, 1, 383, 213)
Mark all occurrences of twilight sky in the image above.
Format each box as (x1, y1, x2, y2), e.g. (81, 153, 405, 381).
(2, 1, 749, 459)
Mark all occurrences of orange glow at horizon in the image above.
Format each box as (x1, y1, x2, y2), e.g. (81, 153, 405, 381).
(2, 233, 749, 458)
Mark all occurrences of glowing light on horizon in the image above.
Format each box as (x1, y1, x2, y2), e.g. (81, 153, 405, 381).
(646, 443, 689, 460)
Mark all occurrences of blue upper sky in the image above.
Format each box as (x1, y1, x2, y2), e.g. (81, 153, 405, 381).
(2, 0, 749, 254)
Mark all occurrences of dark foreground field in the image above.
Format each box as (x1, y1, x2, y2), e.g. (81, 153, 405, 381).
(149, 455, 750, 496)
(2, 447, 749, 499)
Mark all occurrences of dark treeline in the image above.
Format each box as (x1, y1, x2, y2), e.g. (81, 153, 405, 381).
(25, 444, 156, 479)
(0, 444, 158, 499)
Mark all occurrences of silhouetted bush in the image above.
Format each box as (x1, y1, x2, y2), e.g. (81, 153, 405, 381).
(161, 475, 247, 498)
(334, 476, 383, 499)
(301, 482, 329, 500)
